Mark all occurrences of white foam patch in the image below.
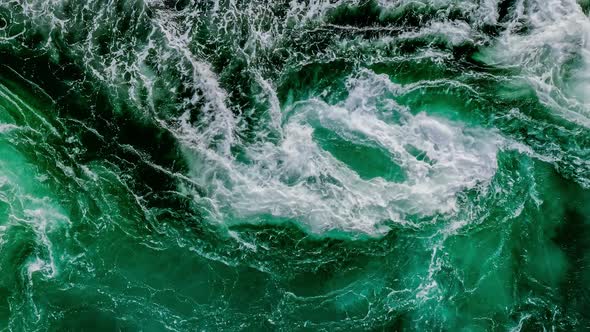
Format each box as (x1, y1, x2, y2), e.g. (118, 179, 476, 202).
(176, 70, 503, 235)
(0, 123, 19, 133)
(479, 0, 590, 127)
(399, 20, 475, 47)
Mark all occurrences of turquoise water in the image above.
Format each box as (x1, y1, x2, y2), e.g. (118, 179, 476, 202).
(1, 0, 590, 330)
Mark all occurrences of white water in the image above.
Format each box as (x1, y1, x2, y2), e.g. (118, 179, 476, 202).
(479, 0, 590, 127)
(176, 70, 504, 234)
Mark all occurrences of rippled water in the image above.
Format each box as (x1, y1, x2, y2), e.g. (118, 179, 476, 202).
(1, 0, 590, 330)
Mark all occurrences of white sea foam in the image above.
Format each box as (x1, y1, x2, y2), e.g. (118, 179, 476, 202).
(480, 0, 590, 127)
(176, 70, 503, 235)
(0, 123, 19, 133)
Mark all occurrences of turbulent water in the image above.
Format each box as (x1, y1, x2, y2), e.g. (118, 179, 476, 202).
(0, 0, 590, 330)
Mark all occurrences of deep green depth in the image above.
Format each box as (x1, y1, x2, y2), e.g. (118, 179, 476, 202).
(0, 0, 590, 331)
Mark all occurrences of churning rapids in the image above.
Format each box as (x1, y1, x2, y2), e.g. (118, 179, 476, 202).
(1, 0, 590, 330)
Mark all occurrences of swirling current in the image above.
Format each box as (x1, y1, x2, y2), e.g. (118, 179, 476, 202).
(1, 0, 590, 330)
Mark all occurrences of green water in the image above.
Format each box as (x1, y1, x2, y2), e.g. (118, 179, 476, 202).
(0, 0, 590, 330)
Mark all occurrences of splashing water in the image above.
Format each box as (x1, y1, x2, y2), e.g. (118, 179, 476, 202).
(0, 0, 590, 330)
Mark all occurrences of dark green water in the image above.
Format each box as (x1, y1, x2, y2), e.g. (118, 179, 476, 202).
(1, 0, 590, 330)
